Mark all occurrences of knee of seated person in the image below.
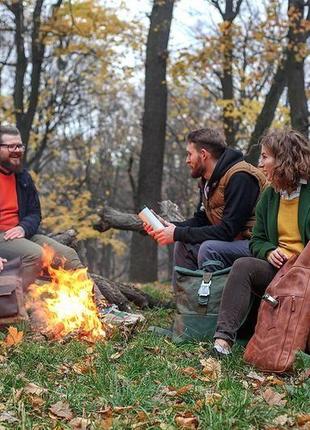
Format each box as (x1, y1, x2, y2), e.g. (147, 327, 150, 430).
(232, 257, 254, 272)
(62, 248, 83, 270)
(23, 247, 43, 265)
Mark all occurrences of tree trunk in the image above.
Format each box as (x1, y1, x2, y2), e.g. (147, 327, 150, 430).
(287, 0, 309, 137)
(129, 0, 174, 282)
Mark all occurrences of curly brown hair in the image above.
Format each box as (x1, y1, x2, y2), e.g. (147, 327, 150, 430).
(260, 128, 310, 192)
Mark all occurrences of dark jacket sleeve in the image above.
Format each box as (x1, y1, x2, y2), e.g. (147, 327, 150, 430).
(173, 194, 211, 228)
(18, 174, 42, 238)
(173, 172, 260, 244)
(249, 191, 277, 259)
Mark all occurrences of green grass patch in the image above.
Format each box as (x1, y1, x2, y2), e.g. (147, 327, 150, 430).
(0, 306, 308, 429)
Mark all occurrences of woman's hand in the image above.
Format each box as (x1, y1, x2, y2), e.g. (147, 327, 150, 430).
(267, 248, 289, 269)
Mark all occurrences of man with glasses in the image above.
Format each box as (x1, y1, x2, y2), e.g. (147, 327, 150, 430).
(0, 125, 93, 292)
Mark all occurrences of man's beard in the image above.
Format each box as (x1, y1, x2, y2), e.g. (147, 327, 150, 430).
(0, 158, 23, 174)
(190, 162, 205, 179)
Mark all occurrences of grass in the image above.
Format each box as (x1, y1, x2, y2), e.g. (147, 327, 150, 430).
(0, 295, 309, 429)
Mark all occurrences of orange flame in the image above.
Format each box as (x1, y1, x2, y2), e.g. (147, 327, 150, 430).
(27, 245, 106, 342)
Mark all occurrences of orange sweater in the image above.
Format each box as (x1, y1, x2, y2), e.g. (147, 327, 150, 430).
(0, 173, 19, 231)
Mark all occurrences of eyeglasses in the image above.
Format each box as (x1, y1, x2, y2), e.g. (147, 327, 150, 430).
(0, 144, 25, 152)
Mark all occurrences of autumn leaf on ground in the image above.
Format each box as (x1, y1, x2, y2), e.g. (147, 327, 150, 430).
(98, 406, 113, 429)
(24, 382, 47, 396)
(175, 412, 199, 429)
(28, 395, 45, 410)
(262, 388, 287, 406)
(199, 358, 221, 381)
(205, 392, 222, 405)
(181, 367, 198, 378)
(69, 417, 91, 429)
(49, 400, 73, 420)
(246, 371, 265, 383)
(296, 415, 310, 427)
(0, 411, 19, 423)
(4, 327, 23, 347)
(162, 384, 193, 397)
(272, 415, 293, 426)
(266, 375, 285, 386)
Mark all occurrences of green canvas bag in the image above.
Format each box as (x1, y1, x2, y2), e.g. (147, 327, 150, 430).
(172, 261, 231, 343)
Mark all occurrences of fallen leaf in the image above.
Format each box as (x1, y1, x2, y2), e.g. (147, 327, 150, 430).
(24, 382, 47, 396)
(0, 411, 19, 423)
(199, 358, 221, 381)
(113, 406, 133, 414)
(266, 376, 285, 386)
(181, 367, 198, 378)
(262, 388, 287, 406)
(205, 392, 222, 405)
(246, 371, 266, 383)
(297, 415, 310, 426)
(136, 411, 148, 422)
(175, 412, 199, 429)
(297, 369, 310, 384)
(163, 384, 193, 397)
(273, 415, 289, 426)
(4, 327, 23, 347)
(49, 400, 74, 420)
(28, 395, 45, 410)
(110, 351, 124, 361)
(69, 417, 91, 429)
(99, 407, 113, 429)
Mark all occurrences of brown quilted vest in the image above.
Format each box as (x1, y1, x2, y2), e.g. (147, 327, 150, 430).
(202, 161, 268, 239)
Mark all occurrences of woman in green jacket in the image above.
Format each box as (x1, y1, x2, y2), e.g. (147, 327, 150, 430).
(212, 128, 310, 357)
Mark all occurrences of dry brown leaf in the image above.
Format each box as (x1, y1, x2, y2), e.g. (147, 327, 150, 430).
(28, 395, 45, 410)
(181, 367, 198, 378)
(0, 355, 7, 363)
(200, 358, 221, 381)
(205, 392, 222, 405)
(246, 371, 266, 383)
(297, 369, 310, 384)
(273, 415, 289, 426)
(175, 412, 199, 429)
(49, 400, 74, 420)
(99, 407, 113, 429)
(72, 362, 93, 375)
(4, 327, 23, 347)
(24, 382, 47, 396)
(69, 417, 91, 429)
(297, 415, 310, 426)
(113, 406, 133, 414)
(0, 411, 19, 423)
(163, 384, 193, 397)
(136, 411, 148, 422)
(110, 351, 124, 361)
(266, 376, 285, 386)
(262, 388, 287, 406)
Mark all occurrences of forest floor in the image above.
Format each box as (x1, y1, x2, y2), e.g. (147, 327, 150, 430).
(0, 283, 309, 430)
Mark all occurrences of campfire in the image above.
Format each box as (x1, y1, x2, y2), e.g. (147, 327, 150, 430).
(27, 246, 107, 342)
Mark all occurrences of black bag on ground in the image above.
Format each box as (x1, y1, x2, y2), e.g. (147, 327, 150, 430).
(172, 261, 253, 343)
(0, 257, 28, 324)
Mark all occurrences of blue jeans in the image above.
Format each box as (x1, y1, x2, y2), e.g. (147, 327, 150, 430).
(173, 239, 251, 286)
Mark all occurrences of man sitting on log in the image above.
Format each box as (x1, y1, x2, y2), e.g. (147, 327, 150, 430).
(146, 128, 267, 274)
(0, 125, 91, 291)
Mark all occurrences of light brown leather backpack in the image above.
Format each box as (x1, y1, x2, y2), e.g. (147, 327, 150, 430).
(244, 241, 310, 373)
